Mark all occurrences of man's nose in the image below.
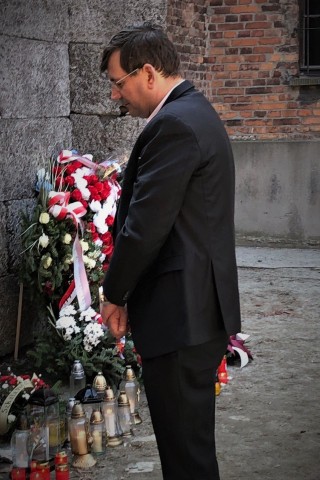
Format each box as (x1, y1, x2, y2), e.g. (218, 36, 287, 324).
(111, 85, 122, 100)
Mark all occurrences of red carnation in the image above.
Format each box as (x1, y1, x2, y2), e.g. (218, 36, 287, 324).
(71, 189, 82, 201)
(87, 222, 96, 233)
(103, 183, 112, 195)
(65, 161, 83, 175)
(88, 186, 98, 196)
(92, 232, 100, 242)
(101, 231, 112, 244)
(84, 175, 99, 185)
(65, 175, 75, 186)
(95, 181, 104, 192)
(91, 193, 101, 201)
(102, 244, 114, 256)
(106, 215, 114, 226)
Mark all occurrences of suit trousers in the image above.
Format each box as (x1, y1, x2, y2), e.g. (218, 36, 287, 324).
(142, 332, 228, 480)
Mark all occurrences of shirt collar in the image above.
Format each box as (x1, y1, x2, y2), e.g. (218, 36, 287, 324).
(146, 79, 185, 124)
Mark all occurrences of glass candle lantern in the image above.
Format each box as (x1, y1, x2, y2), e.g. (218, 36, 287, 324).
(117, 391, 132, 437)
(69, 402, 96, 469)
(68, 403, 88, 456)
(101, 387, 123, 447)
(28, 387, 61, 461)
(11, 411, 30, 468)
(65, 397, 76, 443)
(75, 385, 101, 421)
(92, 372, 107, 400)
(58, 398, 67, 446)
(89, 408, 106, 455)
(69, 360, 86, 398)
(119, 365, 142, 425)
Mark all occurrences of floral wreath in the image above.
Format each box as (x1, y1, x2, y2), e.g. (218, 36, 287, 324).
(20, 150, 140, 384)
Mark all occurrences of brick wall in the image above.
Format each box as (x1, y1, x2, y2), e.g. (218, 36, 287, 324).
(166, 0, 320, 140)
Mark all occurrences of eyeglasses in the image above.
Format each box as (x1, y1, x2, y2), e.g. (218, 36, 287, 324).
(111, 68, 140, 90)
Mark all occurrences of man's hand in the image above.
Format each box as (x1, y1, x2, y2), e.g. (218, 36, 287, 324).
(100, 302, 128, 339)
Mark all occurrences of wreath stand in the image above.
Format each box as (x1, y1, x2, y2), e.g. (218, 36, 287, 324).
(14, 282, 23, 361)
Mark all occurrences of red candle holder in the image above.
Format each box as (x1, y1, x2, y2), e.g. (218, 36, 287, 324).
(30, 460, 38, 472)
(55, 451, 68, 465)
(55, 464, 70, 480)
(36, 461, 50, 480)
(30, 473, 44, 480)
(11, 468, 26, 480)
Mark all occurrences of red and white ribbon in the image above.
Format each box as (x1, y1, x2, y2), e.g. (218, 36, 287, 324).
(58, 150, 100, 171)
(57, 149, 116, 171)
(48, 191, 91, 312)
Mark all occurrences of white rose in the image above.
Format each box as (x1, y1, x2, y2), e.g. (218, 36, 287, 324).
(39, 212, 50, 224)
(42, 256, 52, 269)
(88, 258, 96, 269)
(39, 233, 49, 248)
(80, 240, 89, 252)
(63, 233, 72, 244)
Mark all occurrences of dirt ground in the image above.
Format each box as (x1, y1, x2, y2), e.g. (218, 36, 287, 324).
(1, 246, 319, 480)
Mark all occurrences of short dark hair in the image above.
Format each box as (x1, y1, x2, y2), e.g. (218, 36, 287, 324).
(100, 22, 180, 78)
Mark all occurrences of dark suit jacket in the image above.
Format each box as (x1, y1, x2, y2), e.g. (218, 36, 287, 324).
(103, 80, 241, 358)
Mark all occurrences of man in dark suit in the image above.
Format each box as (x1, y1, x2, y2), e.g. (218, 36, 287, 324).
(100, 22, 241, 480)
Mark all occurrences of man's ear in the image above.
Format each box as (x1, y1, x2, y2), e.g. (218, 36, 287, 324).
(143, 63, 157, 88)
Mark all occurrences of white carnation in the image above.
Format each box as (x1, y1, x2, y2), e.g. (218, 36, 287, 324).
(56, 315, 77, 330)
(60, 305, 77, 316)
(89, 200, 102, 212)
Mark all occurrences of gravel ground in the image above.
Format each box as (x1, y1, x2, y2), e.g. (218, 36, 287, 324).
(1, 246, 319, 480)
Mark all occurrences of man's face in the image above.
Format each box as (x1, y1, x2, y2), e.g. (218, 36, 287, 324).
(107, 50, 151, 118)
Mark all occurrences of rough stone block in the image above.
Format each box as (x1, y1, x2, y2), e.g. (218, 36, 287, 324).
(0, 37, 70, 118)
(70, 43, 116, 115)
(71, 113, 145, 162)
(0, 118, 72, 201)
(0, 0, 70, 42)
(68, 0, 166, 43)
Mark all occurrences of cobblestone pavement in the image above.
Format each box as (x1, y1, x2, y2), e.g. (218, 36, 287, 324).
(1, 246, 320, 480)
